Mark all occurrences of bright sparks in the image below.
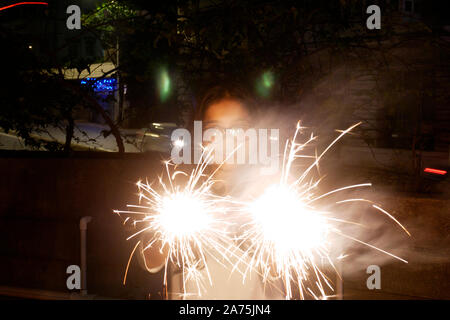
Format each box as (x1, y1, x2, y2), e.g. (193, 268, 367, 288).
(116, 121, 410, 300)
(249, 185, 329, 253)
(115, 148, 232, 297)
(157, 192, 212, 237)
(239, 122, 410, 300)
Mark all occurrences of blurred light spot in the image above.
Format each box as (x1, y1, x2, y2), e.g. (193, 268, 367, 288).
(148, 133, 160, 138)
(0, 2, 48, 12)
(424, 168, 447, 175)
(256, 71, 274, 98)
(158, 69, 171, 102)
(80, 77, 116, 93)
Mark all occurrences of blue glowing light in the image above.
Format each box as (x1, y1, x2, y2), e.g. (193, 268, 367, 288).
(81, 77, 117, 93)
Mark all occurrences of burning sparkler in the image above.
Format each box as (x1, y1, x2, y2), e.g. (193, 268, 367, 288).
(238, 122, 410, 300)
(115, 147, 234, 297)
(116, 121, 410, 300)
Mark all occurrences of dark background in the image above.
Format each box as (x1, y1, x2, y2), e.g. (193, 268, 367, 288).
(0, 0, 449, 299)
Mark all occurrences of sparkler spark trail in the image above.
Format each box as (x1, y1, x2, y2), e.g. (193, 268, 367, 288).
(239, 122, 410, 300)
(116, 121, 409, 300)
(115, 147, 234, 297)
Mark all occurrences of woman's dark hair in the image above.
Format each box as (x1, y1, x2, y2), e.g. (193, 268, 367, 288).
(193, 83, 254, 121)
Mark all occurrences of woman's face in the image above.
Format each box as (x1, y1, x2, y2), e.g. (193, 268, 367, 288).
(203, 98, 250, 131)
(202, 98, 251, 186)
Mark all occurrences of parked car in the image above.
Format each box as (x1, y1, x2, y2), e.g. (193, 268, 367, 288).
(137, 122, 178, 153)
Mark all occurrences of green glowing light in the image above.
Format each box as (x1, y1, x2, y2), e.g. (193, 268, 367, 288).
(256, 71, 275, 98)
(158, 69, 171, 102)
(262, 71, 274, 88)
